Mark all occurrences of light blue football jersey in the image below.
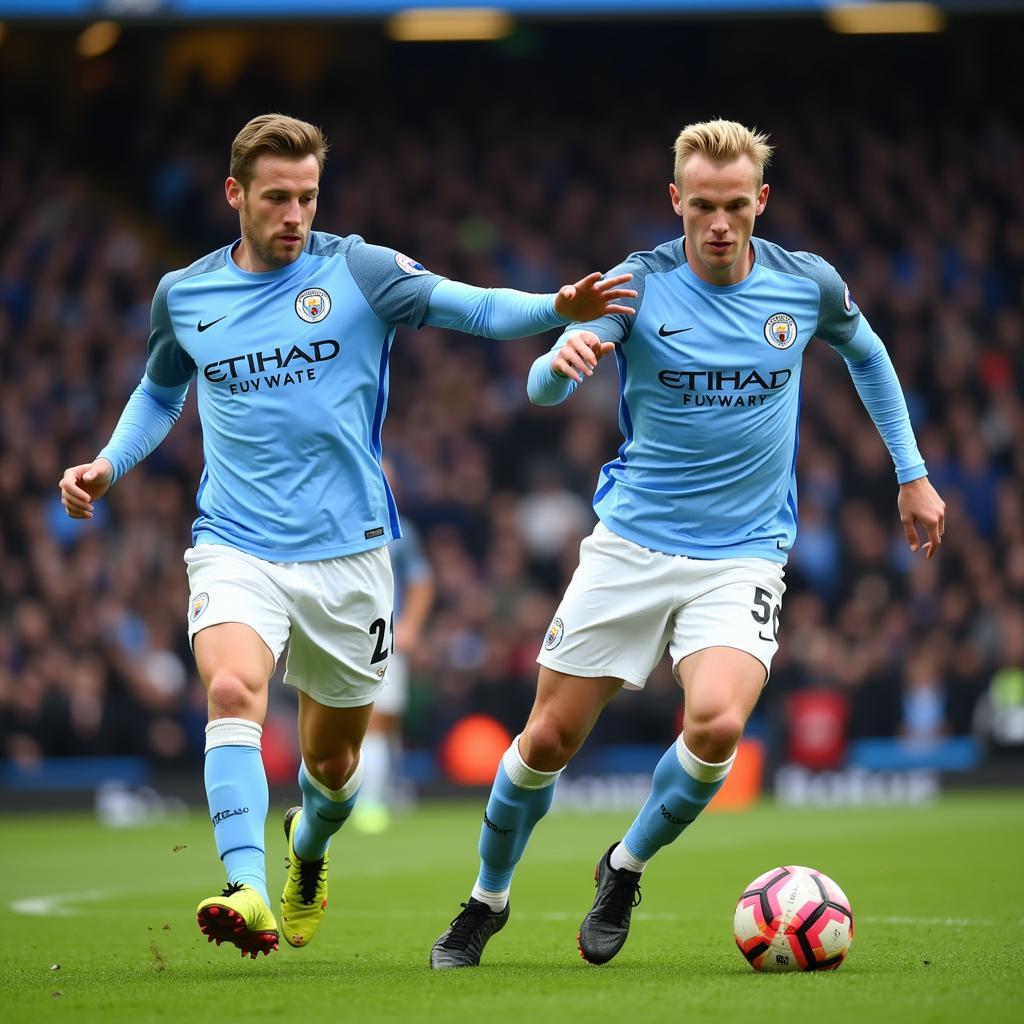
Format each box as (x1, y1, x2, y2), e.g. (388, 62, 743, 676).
(101, 231, 568, 563)
(136, 233, 442, 562)
(530, 236, 925, 563)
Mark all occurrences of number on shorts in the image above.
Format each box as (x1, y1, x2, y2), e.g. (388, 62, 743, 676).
(369, 617, 390, 664)
(750, 586, 781, 640)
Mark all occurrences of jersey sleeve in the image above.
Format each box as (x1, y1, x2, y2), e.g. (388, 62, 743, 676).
(344, 238, 445, 328)
(145, 272, 197, 387)
(97, 374, 189, 484)
(838, 320, 927, 483)
(527, 340, 578, 406)
(808, 254, 861, 347)
(424, 279, 566, 338)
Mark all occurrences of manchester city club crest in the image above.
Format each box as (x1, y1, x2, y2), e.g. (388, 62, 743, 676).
(295, 287, 331, 323)
(191, 592, 209, 622)
(395, 252, 431, 275)
(544, 617, 565, 651)
(763, 312, 798, 350)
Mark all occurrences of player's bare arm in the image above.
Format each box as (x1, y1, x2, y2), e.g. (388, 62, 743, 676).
(551, 330, 616, 383)
(554, 272, 636, 321)
(897, 476, 946, 560)
(59, 457, 113, 519)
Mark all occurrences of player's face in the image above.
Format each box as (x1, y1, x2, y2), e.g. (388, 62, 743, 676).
(226, 153, 320, 272)
(670, 154, 769, 286)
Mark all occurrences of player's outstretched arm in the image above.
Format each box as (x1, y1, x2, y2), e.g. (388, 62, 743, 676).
(897, 476, 946, 560)
(554, 272, 637, 322)
(59, 458, 113, 519)
(423, 274, 635, 340)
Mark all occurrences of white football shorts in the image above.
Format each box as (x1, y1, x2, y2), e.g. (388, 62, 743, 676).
(537, 522, 786, 690)
(184, 542, 393, 708)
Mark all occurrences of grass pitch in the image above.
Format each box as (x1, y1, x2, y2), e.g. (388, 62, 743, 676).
(1, 791, 1021, 1023)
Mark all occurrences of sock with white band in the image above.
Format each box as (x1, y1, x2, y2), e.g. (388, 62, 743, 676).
(609, 842, 649, 874)
(293, 758, 363, 861)
(473, 735, 562, 910)
(619, 734, 735, 866)
(470, 883, 512, 913)
(204, 717, 269, 905)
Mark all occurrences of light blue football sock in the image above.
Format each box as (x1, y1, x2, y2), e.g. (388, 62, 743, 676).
(293, 759, 362, 861)
(474, 736, 562, 898)
(621, 735, 735, 862)
(204, 718, 269, 905)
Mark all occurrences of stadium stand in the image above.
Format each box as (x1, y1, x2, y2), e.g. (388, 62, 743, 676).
(1, 15, 1022, 782)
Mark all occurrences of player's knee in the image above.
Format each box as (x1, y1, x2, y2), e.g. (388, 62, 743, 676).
(306, 744, 359, 791)
(206, 671, 260, 719)
(684, 711, 745, 764)
(521, 717, 580, 771)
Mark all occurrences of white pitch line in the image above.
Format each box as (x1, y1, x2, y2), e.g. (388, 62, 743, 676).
(9, 889, 114, 917)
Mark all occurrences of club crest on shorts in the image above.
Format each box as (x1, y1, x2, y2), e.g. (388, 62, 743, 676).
(295, 287, 331, 322)
(763, 312, 798, 350)
(544, 617, 565, 651)
(395, 252, 430, 275)
(191, 592, 209, 622)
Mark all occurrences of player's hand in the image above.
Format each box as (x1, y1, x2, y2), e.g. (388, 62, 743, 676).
(898, 476, 946, 560)
(59, 458, 113, 519)
(554, 272, 637, 322)
(552, 330, 616, 383)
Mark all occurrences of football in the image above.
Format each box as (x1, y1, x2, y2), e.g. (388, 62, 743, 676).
(733, 865, 854, 972)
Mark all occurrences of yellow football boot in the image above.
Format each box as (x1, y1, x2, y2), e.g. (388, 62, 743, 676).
(196, 883, 279, 959)
(280, 807, 329, 948)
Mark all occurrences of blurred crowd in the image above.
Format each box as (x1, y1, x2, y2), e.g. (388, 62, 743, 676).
(2, 20, 1023, 770)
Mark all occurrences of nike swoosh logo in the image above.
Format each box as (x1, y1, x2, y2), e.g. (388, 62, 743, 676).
(197, 316, 228, 333)
(658, 324, 693, 337)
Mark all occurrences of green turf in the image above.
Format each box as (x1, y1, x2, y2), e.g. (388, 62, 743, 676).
(1, 792, 1022, 1023)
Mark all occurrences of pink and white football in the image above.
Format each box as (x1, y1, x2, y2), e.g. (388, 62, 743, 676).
(733, 865, 854, 972)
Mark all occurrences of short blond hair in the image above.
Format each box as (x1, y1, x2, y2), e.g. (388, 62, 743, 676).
(229, 113, 328, 188)
(673, 119, 773, 188)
